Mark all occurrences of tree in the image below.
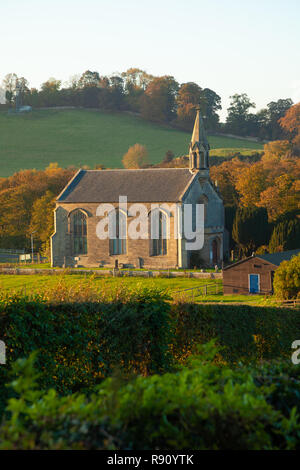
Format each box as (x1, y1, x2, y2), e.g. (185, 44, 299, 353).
(235, 162, 268, 207)
(273, 253, 300, 299)
(176, 82, 203, 130)
(66, 74, 81, 89)
(0, 165, 76, 251)
(176, 84, 221, 131)
(15, 77, 30, 107)
(78, 70, 100, 88)
(254, 108, 270, 140)
(29, 190, 56, 255)
(140, 76, 179, 122)
(39, 78, 62, 107)
(225, 205, 237, 251)
(226, 93, 256, 136)
(122, 68, 153, 91)
(201, 88, 221, 131)
(280, 102, 300, 153)
(2, 73, 18, 105)
(232, 206, 269, 256)
(268, 217, 300, 253)
(41, 78, 61, 93)
(258, 175, 299, 221)
(122, 144, 148, 169)
(210, 158, 248, 206)
(261, 140, 292, 168)
(121, 68, 153, 112)
(266, 98, 293, 140)
(108, 75, 124, 110)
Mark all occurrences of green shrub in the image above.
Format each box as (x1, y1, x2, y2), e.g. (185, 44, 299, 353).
(1, 346, 300, 450)
(251, 360, 300, 418)
(273, 253, 300, 299)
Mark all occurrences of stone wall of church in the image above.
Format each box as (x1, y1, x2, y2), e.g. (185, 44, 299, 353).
(51, 202, 180, 269)
(51, 173, 226, 269)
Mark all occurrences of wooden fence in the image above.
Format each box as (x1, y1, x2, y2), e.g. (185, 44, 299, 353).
(174, 283, 223, 300)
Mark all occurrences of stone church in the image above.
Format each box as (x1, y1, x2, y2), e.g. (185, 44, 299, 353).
(51, 110, 226, 269)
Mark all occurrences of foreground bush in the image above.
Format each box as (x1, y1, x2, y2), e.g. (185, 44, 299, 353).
(1, 345, 300, 450)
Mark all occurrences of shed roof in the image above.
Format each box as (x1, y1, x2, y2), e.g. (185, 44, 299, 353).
(223, 249, 300, 271)
(258, 249, 300, 266)
(57, 168, 196, 203)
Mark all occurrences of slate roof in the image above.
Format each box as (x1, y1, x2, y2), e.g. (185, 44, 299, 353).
(258, 249, 300, 266)
(223, 249, 300, 270)
(57, 168, 196, 203)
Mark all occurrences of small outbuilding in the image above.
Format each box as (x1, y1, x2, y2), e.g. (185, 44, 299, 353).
(223, 249, 300, 295)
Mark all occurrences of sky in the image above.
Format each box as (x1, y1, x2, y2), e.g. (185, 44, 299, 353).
(1, 0, 299, 120)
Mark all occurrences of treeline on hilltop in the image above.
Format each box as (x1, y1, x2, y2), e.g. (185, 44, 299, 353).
(1, 69, 294, 139)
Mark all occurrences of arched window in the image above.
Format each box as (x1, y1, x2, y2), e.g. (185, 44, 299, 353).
(109, 209, 127, 255)
(150, 209, 167, 256)
(70, 210, 87, 255)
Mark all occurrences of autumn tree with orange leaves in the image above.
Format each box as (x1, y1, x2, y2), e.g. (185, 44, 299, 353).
(280, 102, 300, 153)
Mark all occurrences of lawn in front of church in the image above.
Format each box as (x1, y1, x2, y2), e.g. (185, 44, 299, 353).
(0, 273, 267, 305)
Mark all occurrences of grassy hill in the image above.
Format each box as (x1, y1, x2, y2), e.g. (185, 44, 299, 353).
(0, 109, 263, 178)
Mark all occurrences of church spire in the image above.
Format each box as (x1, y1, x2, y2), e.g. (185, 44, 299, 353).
(189, 106, 210, 172)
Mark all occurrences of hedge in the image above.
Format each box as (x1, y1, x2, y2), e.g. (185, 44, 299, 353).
(171, 302, 299, 363)
(0, 293, 299, 416)
(0, 290, 173, 416)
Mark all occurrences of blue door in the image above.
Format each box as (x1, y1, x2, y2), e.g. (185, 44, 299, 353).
(249, 274, 260, 294)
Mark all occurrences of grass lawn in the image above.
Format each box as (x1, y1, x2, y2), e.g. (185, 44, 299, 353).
(0, 273, 220, 293)
(0, 109, 263, 177)
(0, 273, 268, 305)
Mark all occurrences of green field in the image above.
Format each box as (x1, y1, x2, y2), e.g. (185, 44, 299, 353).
(0, 109, 263, 177)
(0, 273, 267, 305)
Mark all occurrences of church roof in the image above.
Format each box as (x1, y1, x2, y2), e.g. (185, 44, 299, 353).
(57, 168, 197, 203)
